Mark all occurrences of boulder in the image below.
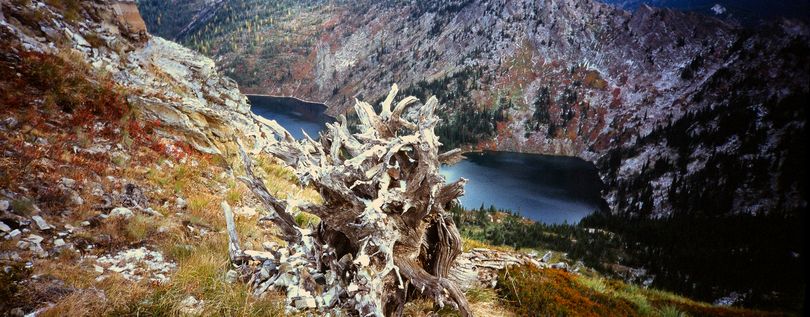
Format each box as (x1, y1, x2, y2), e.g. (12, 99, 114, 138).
(31, 216, 51, 230)
(110, 207, 134, 219)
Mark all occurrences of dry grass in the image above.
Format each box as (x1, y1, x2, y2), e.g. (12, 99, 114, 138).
(461, 237, 513, 252)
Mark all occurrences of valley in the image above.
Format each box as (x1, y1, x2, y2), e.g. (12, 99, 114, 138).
(136, 0, 807, 310)
(0, 0, 805, 315)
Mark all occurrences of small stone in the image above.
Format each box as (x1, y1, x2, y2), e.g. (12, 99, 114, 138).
(178, 295, 204, 316)
(0, 221, 10, 232)
(540, 251, 553, 263)
(31, 216, 51, 230)
(244, 250, 276, 262)
(54, 238, 65, 247)
(224, 269, 238, 284)
(68, 191, 84, 206)
(90, 183, 104, 196)
(80, 221, 91, 227)
(7, 229, 21, 239)
(110, 207, 134, 219)
(25, 234, 44, 244)
(175, 197, 187, 209)
(294, 296, 317, 309)
(0, 200, 9, 211)
(143, 207, 164, 217)
(61, 177, 76, 188)
(16, 240, 29, 250)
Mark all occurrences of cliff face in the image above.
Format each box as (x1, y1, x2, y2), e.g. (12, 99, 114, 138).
(139, 0, 808, 219)
(140, 0, 740, 156)
(1, 0, 278, 157)
(110, 0, 147, 36)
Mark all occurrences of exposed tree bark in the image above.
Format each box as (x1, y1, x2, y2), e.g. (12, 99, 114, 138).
(221, 201, 245, 264)
(237, 84, 471, 316)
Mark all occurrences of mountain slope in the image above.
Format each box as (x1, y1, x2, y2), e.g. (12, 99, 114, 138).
(137, 0, 809, 310)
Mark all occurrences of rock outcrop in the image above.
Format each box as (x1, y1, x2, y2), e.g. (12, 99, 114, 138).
(1, 0, 278, 158)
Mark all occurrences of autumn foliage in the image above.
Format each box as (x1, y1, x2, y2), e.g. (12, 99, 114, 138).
(497, 265, 639, 317)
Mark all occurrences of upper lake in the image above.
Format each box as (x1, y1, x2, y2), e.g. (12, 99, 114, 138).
(248, 95, 606, 224)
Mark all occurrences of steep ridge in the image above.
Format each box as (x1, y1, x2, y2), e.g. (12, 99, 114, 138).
(0, 0, 805, 314)
(137, 0, 808, 223)
(1, 0, 280, 157)
(137, 0, 809, 309)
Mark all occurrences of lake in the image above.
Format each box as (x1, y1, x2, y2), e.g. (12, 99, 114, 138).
(247, 95, 334, 139)
(248, 95, 606, 224)
(440, 151, 606, 224)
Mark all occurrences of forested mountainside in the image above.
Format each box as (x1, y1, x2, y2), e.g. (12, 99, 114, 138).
(137, 0, 808, 217)
(602, 0, 810, 22)
(138, 0, 808, 310)
(0, 0, 805, 315)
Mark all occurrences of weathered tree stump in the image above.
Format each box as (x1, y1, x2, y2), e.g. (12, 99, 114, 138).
(238, 85, 470, 316)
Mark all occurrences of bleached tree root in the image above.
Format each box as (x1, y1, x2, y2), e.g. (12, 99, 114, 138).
(235, 84, 471, 316)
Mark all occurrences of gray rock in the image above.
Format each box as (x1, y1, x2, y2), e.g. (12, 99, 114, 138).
(54, 238, 66, 247)
(121, 183, 148, 208)
(110, 207, 134, 219)
(224, 269, 238, 284)
(0, 221, 10, 232)
(143, 207, 164, 217)
(61, 177, 76, 188)
(7, 229, 21, 239)
(540, 251, 553, 263)
(175, 197, 187, 209)
(31, 216, 51, 230)
(68, 190, 84, 206)
(90, 183, 104, 196)
(178, 295, 204, 316)
(0, 199, 9, 211)
(25, 234, 44, 244)
(294, 296, 317, 309)
(3, 117, 18, 129)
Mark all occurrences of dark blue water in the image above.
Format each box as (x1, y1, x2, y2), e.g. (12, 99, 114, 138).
(248, 95, 605, 224)
(441, 151, 605, 224)
(247, 95, 333, 139)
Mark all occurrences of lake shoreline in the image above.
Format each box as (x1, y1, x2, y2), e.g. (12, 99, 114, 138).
(250, 95, 607, 224)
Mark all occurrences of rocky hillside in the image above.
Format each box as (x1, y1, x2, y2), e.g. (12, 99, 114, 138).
(138, 0, 807, 209)
(137, 0, 808, 310)
(2, 0, 282, 157)
(1, 0, 803, 315)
